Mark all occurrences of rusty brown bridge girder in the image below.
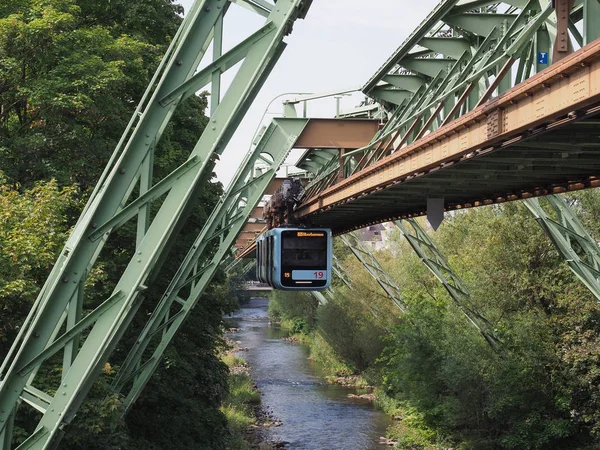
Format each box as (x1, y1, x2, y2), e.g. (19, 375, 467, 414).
(293, 118, 380, 149)
(293, 39, 600, 235)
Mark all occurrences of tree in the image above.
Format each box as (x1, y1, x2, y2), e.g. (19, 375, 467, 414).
(0, 1, 238, 448)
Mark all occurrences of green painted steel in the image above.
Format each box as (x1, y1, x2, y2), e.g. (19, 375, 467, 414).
(111, 117, 310, 411)
(584, 0, 600, 44)
(395, 219, 501, 350)
(302, 0, 599, 200)
(311, 290, 328, 306)
(339, 233, 407, 313)
(331, 254, 352, 290)
(524, 195, 600, 302)
(0, 0, 312, 447)
(330, 249, 390, 322)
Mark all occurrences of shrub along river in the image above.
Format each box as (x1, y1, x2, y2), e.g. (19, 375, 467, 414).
(227, 297, 391, 449)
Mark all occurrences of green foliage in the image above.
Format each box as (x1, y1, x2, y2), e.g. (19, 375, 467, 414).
(0, 0, 162, 188)
(376, 200, 600, 449)
(0, 0, 237, 448)
(226, 373, 261, 408)
(317, 288, 389, 372)
(308, 332, 355, 376)
(220, 356, 261, 450)
(124, 287, 233, 450)
(270, 193, 600, 449)
(0, 179, 80, 354)
(287, 317, 310, 335)
(268, 289, 318, 331)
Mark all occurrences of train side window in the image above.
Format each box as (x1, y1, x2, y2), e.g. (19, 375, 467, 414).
(269, 236, 275, 284)
(261, 240, 266, 282)
(257, 241, 262, 282)
(266, 236, 271, 284)
(268, 236, 272, 268)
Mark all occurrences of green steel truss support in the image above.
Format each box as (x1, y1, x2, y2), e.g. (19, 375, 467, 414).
(311, 291, 328, 306)
(331, 254, 352, 291)
(331, 251, 391, 321)
(111, 117, 310, 411)
(239, 260, 257, 278)
(223, 252, 256, 277)
(0, 0, 312, 447)
(339, 233, 408, 313)
(303, 0, 599, 199)
(394, 219, 501, 350)
(318, 255, 352, 303)
(524, 195, 600, 302)
(310, 253, 389, 322)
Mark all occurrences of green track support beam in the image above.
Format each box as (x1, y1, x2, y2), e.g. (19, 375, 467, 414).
(395, 219, 501, 350)
(524, 194, 600, 302)
(111, 117, 309, 411)
(239, 260, 257, 278)
(318, 255, 352, 302)
(311, 291, 328, 306)
(0, 1, 311, 448)
(331, 254, 352, 290)
(584, 0, 600, 44)
(340, 233, 407, 313)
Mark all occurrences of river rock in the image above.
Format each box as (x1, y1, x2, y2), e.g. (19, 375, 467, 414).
(348, 393, 375, 401)
(378, 436, 397, 446)
(258, 441, 287, 449)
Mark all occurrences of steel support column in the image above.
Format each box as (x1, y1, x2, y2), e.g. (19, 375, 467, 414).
(111, 118, 310, 411)
(395, 219, 501, 350)
(524, 194, 600, 302)
(584, 0, 600, 44)
(0, 1, 311, 448)
(339, 233, 407, 313)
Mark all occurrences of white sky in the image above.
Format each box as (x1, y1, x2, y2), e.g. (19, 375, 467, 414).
(178, 0, 440, 186)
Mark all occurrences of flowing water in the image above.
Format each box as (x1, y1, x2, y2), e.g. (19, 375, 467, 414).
(227, 297, 392, 450)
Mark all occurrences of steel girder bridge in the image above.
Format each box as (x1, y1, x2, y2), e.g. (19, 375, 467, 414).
(2, 1, 600, 449)
(234, 0, 600, 352)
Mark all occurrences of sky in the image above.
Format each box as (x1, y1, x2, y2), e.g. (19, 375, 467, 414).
(178, 0, 440, 186)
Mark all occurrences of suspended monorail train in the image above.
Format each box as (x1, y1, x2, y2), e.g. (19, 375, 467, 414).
(256, 227, 332, 291)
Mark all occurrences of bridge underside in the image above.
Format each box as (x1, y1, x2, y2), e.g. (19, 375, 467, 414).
(307, 112, 600, 234)
(294, 40, 600, 234)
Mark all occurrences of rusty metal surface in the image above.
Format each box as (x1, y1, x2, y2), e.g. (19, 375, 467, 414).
(294, 118, 380, 149)
(236, 240, 257, 257)
(295, 39, 600, 234)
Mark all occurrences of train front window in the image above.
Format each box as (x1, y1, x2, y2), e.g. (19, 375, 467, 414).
(281, 230, 327, 268)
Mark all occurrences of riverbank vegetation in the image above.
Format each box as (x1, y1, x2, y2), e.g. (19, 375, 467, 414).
(220, 352, 261, 449)
(0, 1, 244, 447)
(268, 193, 600, 450)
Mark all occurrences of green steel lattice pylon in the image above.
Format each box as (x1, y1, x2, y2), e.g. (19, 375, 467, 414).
(524, 194, 600, 302)
(339, 233, 408, 313)
(0, 1, 312, 448)
(395, 219, 501, 350)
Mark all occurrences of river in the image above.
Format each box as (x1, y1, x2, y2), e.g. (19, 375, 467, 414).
(226, 297, 392, 450)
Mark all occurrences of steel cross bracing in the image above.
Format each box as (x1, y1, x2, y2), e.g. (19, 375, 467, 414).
(524, 194, 600, 302)
(309, 256, 349, 305)
(394, 219, 501, 350)
(110, 117, 310, 412)
(309, 252, 391, 323)
(0, 0, 312, 448)
(331, 251, 393, 322)
(339, 233, 408, 313)
(301, 0, 600, 209)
